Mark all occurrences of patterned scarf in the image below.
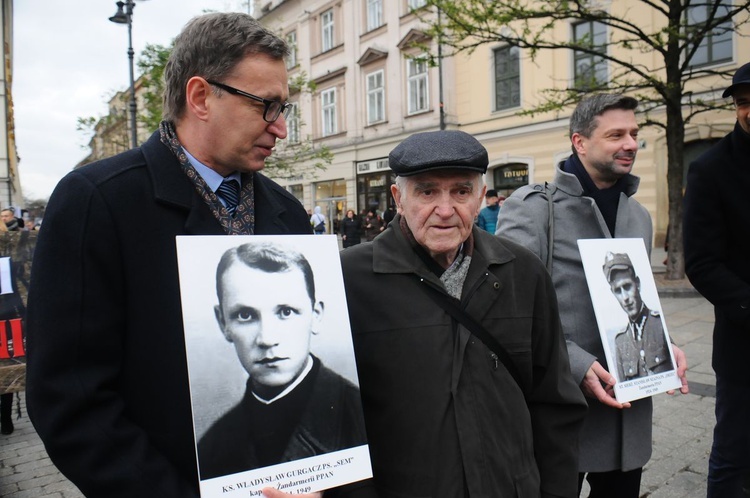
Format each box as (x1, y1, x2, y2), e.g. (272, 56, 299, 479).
(159, 121, 256, 235)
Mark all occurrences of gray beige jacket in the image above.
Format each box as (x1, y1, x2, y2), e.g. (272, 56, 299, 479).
(496, 162, 653, 472)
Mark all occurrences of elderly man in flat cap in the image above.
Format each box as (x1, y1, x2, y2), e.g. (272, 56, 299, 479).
(340, 130, 586, 498)
(603, 252, 673, 382)
(684, 61, 750, 497)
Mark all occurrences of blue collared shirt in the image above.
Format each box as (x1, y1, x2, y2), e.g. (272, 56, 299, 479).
(182, 148, 241, 209)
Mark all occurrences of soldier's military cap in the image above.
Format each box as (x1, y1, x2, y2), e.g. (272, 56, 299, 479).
(602, 251, 635, 282)
(389, 130, 488, 177)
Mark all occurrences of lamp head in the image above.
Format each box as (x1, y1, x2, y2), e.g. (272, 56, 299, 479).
(109, 1, 128, 24)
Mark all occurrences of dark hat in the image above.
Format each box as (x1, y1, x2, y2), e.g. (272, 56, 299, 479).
(389, 130, 488, 177)
(722, 62, 750, 98)
(486, 189, 498, 198)
(602, 251, 635, 282)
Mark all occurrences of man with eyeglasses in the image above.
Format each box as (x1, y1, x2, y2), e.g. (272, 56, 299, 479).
(26, 13, 312, 498)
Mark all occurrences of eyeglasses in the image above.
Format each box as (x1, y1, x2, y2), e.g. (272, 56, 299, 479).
(206, 80, 292, 123)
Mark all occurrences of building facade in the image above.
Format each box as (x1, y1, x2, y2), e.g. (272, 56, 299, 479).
(257, 0, 450, 232)
(259, 0, 748, 246)
(450, 0, 748, 247)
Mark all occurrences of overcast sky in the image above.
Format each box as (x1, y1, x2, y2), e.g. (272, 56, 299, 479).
(13, 0, 249, 201)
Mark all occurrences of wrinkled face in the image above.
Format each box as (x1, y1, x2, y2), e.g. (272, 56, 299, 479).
(609, 270, 643, 321)
(573, 108, 639, 187)
(215, 262, 322, 399)
(733, 86, 750, 135)
(203, 55, 289, 176)
(393, 171, 484, 268)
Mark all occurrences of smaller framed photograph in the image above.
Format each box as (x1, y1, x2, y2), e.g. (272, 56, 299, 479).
(577, 238, 682, 403)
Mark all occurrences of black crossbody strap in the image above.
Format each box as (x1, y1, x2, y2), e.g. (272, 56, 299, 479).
(421, 282, 525, 395)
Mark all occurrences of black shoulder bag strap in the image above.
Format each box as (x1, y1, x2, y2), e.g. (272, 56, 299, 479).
(421, 283, 525, 396)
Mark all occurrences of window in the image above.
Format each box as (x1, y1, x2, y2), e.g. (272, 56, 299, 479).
(366, 0, 383, 31)
(321, 88, 337, 136)
(286, 31, 297, 69)
(407, 57, 429, 114)
(366, 70, 385, 124)
(287, 102, 300, 144)
(687, 0, 732, 68)
(573, 21, 607, 89)
(407, 0, 426, 10)
(494, 46, 520, 111)
(321, 8, 335, 53)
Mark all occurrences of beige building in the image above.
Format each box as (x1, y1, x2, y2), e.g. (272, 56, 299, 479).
(257, 0, 450, 230)
(450, 1, 749, 247)
(259, 0, 748, 246)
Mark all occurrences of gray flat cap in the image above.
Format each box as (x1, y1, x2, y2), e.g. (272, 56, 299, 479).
(389, 130, 488, 177)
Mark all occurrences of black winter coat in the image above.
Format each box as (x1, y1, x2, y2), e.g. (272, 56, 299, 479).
(340, 216, 586, 498)
(684, 122, 750, 380)
(26, 131, 312, 498)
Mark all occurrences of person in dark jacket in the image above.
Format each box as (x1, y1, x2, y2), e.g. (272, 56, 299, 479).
(197, 242, 366, 479)
(684, 61, 750, 498)
(341, 209, 362, 248)
(363, 209, 384, 242)
(26, 13, 314, 498)
(341, 130, 587, 498)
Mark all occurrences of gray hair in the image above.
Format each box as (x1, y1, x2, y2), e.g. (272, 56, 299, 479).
(394, 172, 484, 201)
(163, 12, 288, 123)
(569, 94, 638, 152)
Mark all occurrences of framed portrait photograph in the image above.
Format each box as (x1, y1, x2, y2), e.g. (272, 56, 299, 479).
(176, 235, 371, 497)
(577, 238, 682, 403)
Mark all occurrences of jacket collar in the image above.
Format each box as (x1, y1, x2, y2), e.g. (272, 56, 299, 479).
(731, 121, 750, 157)
(553, 157, 641, 198)
(140, 130, 290, 235)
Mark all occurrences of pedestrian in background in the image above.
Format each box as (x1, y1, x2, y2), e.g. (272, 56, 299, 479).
(363, 209, 383, 241)
(310, 205, 326, 234)
(26, 13, 313, 498)
(498, 94, 688, 498)
(684, 61, 750, 498)
(475, 189, 500, 233)
(340, 209, 361, 248)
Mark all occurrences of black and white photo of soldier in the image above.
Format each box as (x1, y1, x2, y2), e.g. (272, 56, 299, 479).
(196, 241, 367, 480)
(603, 251, 674, 382)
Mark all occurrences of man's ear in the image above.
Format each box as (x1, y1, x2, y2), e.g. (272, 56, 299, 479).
(391, 184, 403, 213)
(311, 301, 325, 335)
(185, 76, 212, 122)
(571, 132, 586, 156)
(214, 304, 233, 343)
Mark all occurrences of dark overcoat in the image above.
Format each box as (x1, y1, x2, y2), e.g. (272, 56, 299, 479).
(25, 131, 311, 498)
(340, 216, 587, 498)
(684, 122, 750, 381)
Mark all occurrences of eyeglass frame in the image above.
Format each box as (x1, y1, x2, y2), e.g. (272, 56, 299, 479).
(206, 79, 292, 123)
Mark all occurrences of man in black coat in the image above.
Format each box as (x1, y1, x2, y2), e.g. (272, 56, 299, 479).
(684, 61, 750, 498)
(26, 13, 312, 498)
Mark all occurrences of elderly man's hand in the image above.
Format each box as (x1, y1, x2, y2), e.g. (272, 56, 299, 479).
(262, 488, 323, 498)
(666, 344, 689, 395)
(581, 361, 631, 409)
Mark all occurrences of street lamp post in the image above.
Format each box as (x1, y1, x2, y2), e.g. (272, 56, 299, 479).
(109, 0, 138, 149)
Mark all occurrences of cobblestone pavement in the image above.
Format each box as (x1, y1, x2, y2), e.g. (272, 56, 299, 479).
(0, 295, 717, 498)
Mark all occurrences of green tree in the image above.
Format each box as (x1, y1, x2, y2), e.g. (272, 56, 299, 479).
(418, 0, 749, 279)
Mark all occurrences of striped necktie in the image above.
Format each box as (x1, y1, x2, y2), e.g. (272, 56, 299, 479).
(216, 179, 240, 217)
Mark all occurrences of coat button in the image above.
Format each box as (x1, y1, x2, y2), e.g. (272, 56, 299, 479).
(493, 282, 500, 289)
